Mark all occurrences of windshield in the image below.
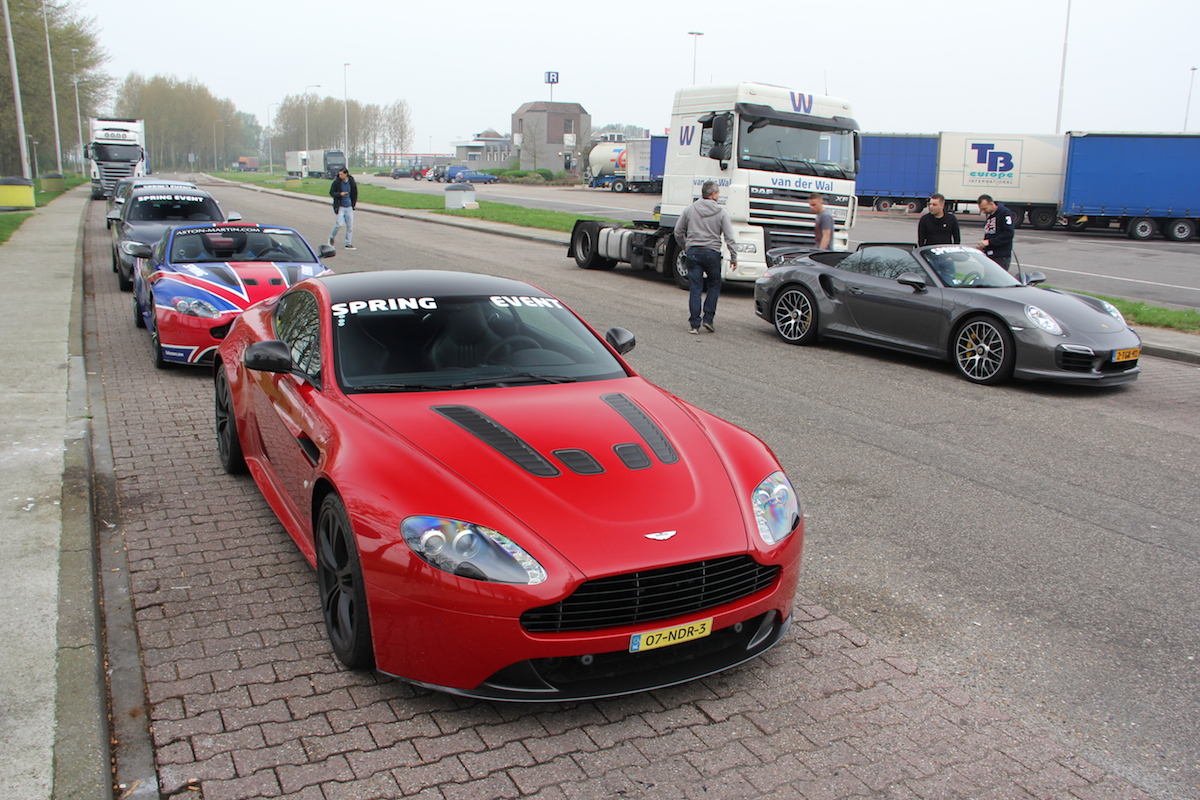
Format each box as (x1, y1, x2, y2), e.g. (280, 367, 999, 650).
(92, 143, 141, 162)
(334, 295, 628, 392)
(920, 246, 1022, 288)
(737, 119, 855, 178)
(127, 193, 223, 223)
(171, 227, 317, 263)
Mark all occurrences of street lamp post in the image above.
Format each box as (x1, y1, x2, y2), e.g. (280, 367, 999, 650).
(213, 119, 223, 171)
(343, 63, 350, 167)
(688, 31, 703, 85)
(1054, 0, 1072, 134)
(267, 102, 279, 174)
(29, 138, 39, 177)
(304, 84, 321, 156)
(71, 48, 84, 176)
(3, 0, 31, 179)
(1186, 67, 1198, 131)
(41, 0, 62, 174)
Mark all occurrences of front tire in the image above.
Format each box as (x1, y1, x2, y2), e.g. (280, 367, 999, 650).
(133, 293, 145, 328)
(148, 301, 170, 369)
(316, 494, 374, 669)
(772, 286, 819, 345)
(214, 365, 246, 474)
(953, 316, 1014, 385)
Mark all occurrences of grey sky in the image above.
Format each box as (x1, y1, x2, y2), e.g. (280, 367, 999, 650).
(77, 0, 1200, 154)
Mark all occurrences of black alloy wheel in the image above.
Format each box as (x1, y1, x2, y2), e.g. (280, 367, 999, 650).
(316, 494, 375, 669)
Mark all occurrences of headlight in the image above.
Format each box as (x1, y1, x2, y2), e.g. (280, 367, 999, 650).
(170, 297, 220, 318)
(401, 516, 547, 584)
(1100, 299, 1126, 326)
(752, 471, 800, 545)
(730, 243, 757, 254)
(1024, 305, 1062, 335)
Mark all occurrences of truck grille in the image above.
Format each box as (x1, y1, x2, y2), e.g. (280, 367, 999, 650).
(98, 164, 136, 191)
(748, 187, 850, 248)
(521, 555, 779, 633)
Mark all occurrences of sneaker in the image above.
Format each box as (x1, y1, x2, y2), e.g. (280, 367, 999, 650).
(328, 236, 335, 245)
(702, 322, 715, 333)
(688, 327, 700, 335)
(344, 245, 356, 250)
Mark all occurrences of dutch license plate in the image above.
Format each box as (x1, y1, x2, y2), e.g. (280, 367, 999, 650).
(1113, 348, 1140, 362)
(629, 618, 713, 653)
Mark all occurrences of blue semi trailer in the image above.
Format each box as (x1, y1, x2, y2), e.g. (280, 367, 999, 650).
(1061, 132, 1200, 241)
(855, 133, 938, 212)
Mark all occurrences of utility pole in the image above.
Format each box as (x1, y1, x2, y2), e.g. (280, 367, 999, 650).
(71, 49, 84, 176)
(1054, 0, 1072, 134)
(267, 102, 278, 174)
(2, 0, 31, 179)
(343, 63, 350, 166)
(41, 0, 63, 173)
(688, 32, 704, 85)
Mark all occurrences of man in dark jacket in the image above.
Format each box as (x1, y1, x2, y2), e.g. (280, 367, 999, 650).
(917, 193, 961, 246)
(329, 168, 358, 250)
(675, 181, 739, 334)
(977, 194, 1015, 271)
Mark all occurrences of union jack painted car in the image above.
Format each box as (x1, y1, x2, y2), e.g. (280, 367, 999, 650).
(214, 270, 805, 700)
(130, 224, 334, 368)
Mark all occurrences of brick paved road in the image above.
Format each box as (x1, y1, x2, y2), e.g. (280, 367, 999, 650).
(83, 204, 1153, 799)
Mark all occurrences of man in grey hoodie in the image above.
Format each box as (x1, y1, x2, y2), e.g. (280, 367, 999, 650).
(675, 181, 738, 334)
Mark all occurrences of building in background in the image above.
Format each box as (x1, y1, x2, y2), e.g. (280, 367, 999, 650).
(512, 101, 590, 172)
(453, 129, 514, 166)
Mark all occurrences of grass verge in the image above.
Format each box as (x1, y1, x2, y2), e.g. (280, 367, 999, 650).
(436, 201, 625, 233)
(35, 174, 89, 207)
(0, 212, 34, 245)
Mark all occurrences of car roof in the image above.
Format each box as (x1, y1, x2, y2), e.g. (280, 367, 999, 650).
(127, 186, 214, 200)
(312, 270, 548, 305)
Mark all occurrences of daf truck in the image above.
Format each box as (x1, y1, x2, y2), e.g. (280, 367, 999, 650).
(569, 83, 861, 287)
(86, 118, 147, 199)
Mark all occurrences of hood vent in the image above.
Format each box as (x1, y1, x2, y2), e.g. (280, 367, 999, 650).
(602, 394, 679, 464)
(553, 448, 605, 475)
(432, 405, 561, 477)
(613, 443, 651, 470)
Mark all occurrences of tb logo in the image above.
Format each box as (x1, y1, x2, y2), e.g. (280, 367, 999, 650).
(971, 142, 1013, 172)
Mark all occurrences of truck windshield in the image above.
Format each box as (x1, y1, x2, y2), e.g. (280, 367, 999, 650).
(737, 120, 855, 179)
(92, 143, 142, 162)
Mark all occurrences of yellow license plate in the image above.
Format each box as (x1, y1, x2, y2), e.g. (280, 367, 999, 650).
(629, 618, 713, 653)
(1113, 348, 1140, 362)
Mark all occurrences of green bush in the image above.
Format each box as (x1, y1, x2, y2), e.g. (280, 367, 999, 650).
(507, 170, 529, 179)
(535, 168, 554, 181)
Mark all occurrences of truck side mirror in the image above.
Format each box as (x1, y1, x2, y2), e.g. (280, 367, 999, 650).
(712, 113, 730, 144)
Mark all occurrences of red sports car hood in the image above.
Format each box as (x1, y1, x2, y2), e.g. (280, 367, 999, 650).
(348, 379, 757, 578)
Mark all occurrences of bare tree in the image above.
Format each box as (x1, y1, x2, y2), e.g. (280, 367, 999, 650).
(384, 100, 413, 163)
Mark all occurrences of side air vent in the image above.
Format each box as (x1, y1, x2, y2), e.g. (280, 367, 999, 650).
(553, 449, 605, 475)
(602, 394, 679, 464)
(432, 406, 560, 477)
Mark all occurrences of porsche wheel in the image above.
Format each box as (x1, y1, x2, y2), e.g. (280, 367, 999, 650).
(316, 494, 374, 669)
(953, 316, 1014, 385)
(214, 365, 246, 474)
(772, 286, 818, 345)
(133, 293, 145, 329)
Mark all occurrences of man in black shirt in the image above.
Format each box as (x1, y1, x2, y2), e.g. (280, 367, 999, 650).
(977, 194, 1016, 271)
(917, 193, 960, 246)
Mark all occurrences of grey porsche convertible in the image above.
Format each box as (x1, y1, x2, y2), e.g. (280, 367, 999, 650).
(754, 243, 1141, 386)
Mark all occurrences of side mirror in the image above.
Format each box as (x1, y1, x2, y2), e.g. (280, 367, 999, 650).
(106, 208, 120, 221)
(896, 272, 928, 292)
(1023, 271, 1047, 285)
(605, 326, 636, 356)
(126, 242, 152, 259)
(225, 212, 243, 222)
(711, 113, 730, 144)
(243, 340, 294, 373)
(317, 244, 336, 259)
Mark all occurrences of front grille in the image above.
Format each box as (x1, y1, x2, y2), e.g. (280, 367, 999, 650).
(521, 555, 779, 633)
(1057, 347, 1139, 374)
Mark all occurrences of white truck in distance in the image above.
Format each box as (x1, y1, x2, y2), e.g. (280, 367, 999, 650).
(86, 118, 147, 199)
(569, 82, 860, 287)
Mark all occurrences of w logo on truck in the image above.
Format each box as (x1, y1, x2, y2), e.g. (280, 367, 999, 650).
(679, 126, 695, 147)
(790, 93, 813, 114)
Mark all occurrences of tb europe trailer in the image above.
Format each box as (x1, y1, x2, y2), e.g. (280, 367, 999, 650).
(855, 133, 938, 212)
(1061, 132, 1200, 241)
(569, 82, 861, 288)
(935, 133, 1065, 230)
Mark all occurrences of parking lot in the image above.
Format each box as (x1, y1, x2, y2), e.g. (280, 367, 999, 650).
(80, 183, 1197, 800)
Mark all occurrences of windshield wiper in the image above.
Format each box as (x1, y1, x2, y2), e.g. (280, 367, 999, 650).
(815, 162, 850, 179)
(352, 382, 452, 392)
(450, 373, 577, 388)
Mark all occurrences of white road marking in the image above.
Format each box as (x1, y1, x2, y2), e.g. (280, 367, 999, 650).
(1023, 263, 1200, 294)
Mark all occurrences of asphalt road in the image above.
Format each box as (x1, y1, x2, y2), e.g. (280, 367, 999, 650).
(126, 178, 1200, 798)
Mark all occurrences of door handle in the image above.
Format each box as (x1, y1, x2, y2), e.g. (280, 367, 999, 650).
(848, 286, 865, 295)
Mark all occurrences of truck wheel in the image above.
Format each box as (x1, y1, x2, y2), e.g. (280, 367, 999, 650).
(1010, 207, 1026, 228)
(611, 180, 626, 193)
(1163, 218, 1196, 241)
(667, 240, 689, 289)
(904, 199, 924, 213)
(1127, 217, 1157, 240)
(1066, 216, 1088, 231)
(571, 222, 616, 270)
(1029, 208, 1057, 230)
(874, 198, 892, 212)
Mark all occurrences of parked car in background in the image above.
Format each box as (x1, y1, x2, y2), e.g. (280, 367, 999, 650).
(391, 166, 412, 179)
(456, 170, 499, 184)
(128, 223, 334, 368)
(105, 177, 198, 227)
(755, 243, 1142, 386)
(108, 186, 237, 292)
(214, 269, 804, 700)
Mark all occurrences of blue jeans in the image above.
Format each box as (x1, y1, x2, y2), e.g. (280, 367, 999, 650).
(686, 247, 722, 329)
(330, 206, 354, 246)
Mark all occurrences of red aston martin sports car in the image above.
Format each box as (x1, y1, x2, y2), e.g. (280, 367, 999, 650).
(214, 270, 804, 701)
